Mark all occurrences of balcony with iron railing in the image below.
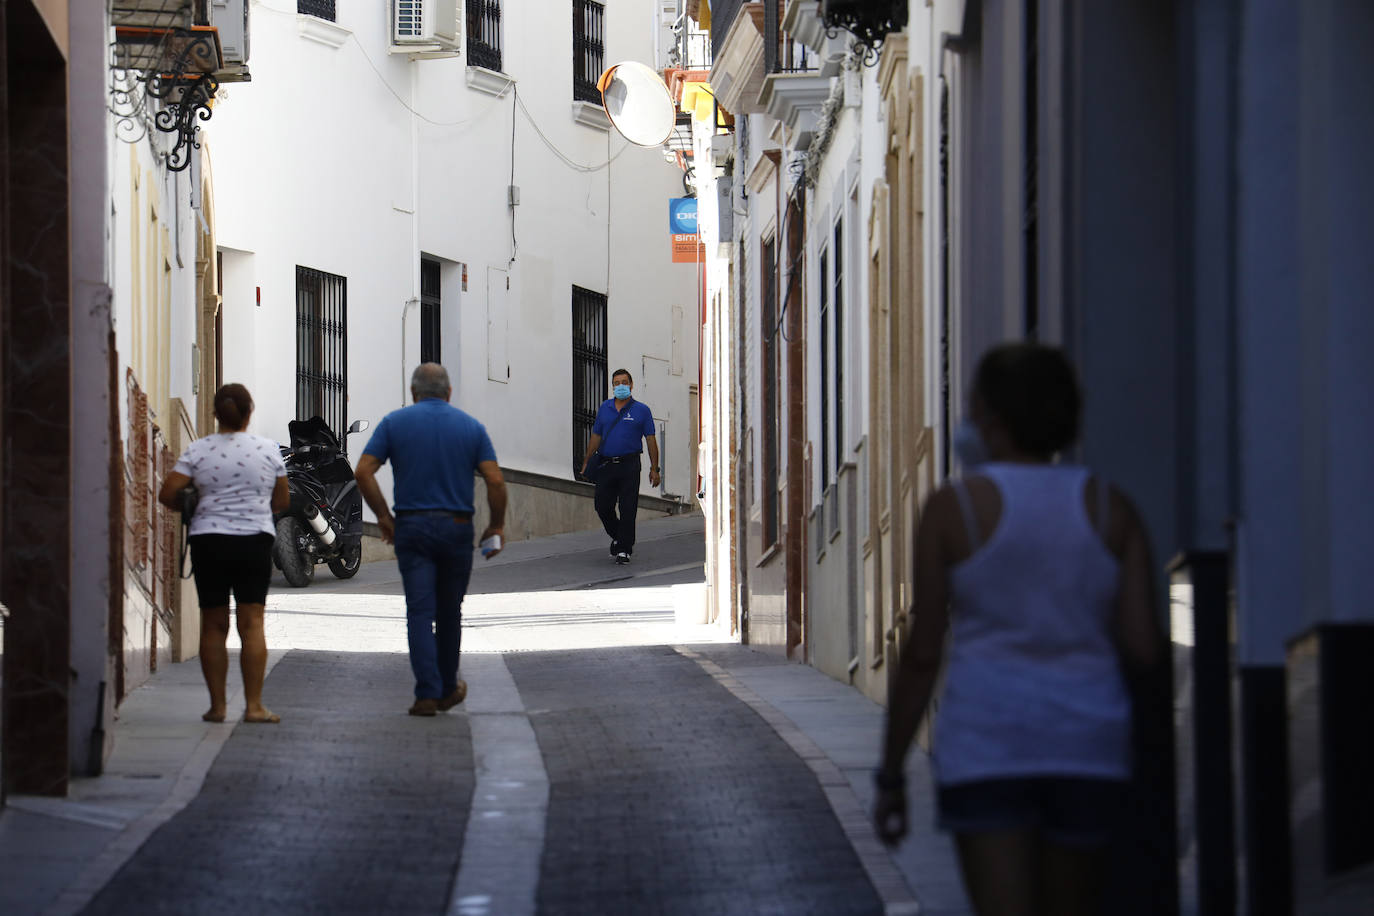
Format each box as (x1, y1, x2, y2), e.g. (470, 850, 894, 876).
(671, 13, 714, 71)
(760, 0, 828, 147)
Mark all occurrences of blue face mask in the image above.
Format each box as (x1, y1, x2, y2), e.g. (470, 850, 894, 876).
(953, 418, 989, 468)
(613, 384, 631, 400)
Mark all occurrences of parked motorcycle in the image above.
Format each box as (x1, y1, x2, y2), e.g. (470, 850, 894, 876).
(272, 416, 370, 588)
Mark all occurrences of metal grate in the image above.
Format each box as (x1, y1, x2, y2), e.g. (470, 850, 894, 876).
(420, 257, 441, 364)
(296, 266, 348, 445)
(467, 0, 503, 71)
(832, 216, 844, 476)
(819, 247, 831, 488)
(298, 0, 335, 21)
(572, 0, 606, 103)
(111, 0, 193, 30)
(572, 285, 608, 476)
(764, 0, 815, 74)
(761, 235, 780, 549)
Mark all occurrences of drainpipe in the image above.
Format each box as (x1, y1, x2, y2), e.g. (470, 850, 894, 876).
(400, 298, 419, 406)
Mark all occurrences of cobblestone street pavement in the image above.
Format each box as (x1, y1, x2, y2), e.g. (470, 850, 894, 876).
(82, 651, 475, 916)
(3, 515, 960, 915)
(509, 647, 882, 915)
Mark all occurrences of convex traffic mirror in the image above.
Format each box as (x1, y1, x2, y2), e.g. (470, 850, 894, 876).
(597, 61, 676, 148)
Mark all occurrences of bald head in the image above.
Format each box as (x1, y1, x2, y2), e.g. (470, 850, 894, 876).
(411, 363, 452, 402)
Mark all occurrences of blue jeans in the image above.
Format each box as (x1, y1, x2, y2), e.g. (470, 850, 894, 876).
(394, 514, 474, 699)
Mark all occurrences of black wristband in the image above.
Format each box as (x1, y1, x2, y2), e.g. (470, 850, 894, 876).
(874, 769, 906, 792)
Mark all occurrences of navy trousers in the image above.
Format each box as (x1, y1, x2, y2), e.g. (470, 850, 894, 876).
(594, 456, 641, 554)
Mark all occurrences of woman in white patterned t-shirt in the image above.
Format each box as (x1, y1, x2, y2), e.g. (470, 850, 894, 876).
(159, 383, 289, 724)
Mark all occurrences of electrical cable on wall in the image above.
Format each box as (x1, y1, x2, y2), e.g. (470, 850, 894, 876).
(254, 1, 508, 129)
(259, 0, 638, 175)
(509, 86, 518, 267)
(763, 174, 808, 345)
(514, 93, 632, 173)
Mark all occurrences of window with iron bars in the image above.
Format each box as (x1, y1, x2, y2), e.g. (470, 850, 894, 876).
(297, 0, 335, 22)
(296, 266, 349, 445)
(467, 0, 503, 72)
(819, 246, 831, 489)
(572, 285, 608, 476)
(572, 0, 605, 103)
(420, 257, 441, 364)
(761, 234, 781, 549)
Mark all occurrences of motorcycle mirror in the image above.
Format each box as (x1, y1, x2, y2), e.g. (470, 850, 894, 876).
(347, 419, 370, 434)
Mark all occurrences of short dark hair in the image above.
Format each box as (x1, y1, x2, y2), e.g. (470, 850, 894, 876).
(213, 383, 254, 429)
(611, 368, 633, 384)
(973, 343, 1081, 457)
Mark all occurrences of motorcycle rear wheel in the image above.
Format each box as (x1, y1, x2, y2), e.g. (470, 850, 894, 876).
(274, 516, 315, 588)
(327, 543, 362, 579)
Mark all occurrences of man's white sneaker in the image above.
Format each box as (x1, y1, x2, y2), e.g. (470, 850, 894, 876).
(615, 552, 630, 565)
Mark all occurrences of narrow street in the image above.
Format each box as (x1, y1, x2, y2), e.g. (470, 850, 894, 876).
(1, 516, 966, 915)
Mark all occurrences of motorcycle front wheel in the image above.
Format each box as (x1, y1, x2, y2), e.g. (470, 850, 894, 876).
(327, 542, 362, 579)
(274, 516, 315, 588)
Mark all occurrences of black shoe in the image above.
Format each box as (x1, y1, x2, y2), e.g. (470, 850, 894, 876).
(615, 552, 630, 565)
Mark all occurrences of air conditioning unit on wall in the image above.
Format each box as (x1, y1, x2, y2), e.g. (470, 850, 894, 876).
(393, 0, 462, 53)
(212, 0, 250, 65)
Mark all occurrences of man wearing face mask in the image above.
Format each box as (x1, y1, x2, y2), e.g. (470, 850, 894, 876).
(580, 368, 661, 564)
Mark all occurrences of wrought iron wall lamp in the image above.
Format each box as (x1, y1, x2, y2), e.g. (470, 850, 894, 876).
(112, 26, 223, 172)
(821, 0, 908, 61)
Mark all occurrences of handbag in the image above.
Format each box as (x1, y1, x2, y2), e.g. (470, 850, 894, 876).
(178, 484, 199, 580)
(584, 400, 634, 483)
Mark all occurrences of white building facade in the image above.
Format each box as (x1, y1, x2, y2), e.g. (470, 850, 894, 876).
(205, 0, 700, 537)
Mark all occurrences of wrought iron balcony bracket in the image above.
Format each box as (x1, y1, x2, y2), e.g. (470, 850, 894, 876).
(112, 27, 222, 172)
(820, 0, 907, 64)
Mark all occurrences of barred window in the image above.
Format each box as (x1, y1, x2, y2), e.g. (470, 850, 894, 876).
(467, 0, 503, 72)
(297, 0, 335, 22)
(819, 246, 831, 488)
(421, 257, 442, 364)
(296, 266, 348, 442)
(572, 285, 608, 476)
(761, 234, 780, 549)
(832, 216, 844, 477)
(572, 0, 605, 103)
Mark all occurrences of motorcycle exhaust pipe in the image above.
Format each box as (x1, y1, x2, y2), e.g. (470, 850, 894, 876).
(302, 503, 337, 546)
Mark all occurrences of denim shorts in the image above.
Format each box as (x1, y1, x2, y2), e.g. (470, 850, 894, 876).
(937, 776, 1127, 848)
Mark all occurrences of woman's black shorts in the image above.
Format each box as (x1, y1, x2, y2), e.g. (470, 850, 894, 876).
(937, 776, 1127, 848)
(188, 533, 276, 608)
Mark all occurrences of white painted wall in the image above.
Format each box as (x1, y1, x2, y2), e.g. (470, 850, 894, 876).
(205, 1, 698, 510)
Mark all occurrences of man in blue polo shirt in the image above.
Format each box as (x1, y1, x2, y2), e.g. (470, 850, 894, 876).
(580, 367, 661, 565)
(354, 363, 507, 717)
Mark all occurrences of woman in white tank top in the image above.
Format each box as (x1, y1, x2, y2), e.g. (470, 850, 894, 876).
(874, 344, 1164, 916)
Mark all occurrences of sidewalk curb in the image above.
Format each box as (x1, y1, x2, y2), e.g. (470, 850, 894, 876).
(675, 647, 922, 916)
(39, 650, 288, 916)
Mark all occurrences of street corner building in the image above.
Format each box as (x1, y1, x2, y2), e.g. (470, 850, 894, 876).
(689, 1, 1374, 914)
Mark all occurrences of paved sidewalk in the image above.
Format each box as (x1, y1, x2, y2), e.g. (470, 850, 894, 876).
(0, 514, 971, 915)
(0, 649, 286, 915)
